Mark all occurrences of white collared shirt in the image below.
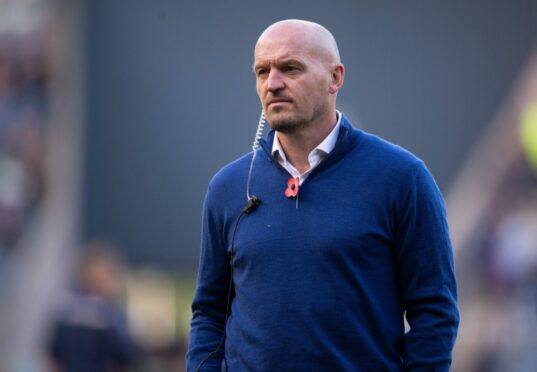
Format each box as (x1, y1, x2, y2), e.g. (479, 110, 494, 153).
(272, 111, 342, 185)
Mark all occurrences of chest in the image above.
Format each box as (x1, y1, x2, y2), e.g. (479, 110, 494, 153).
(230, 168, 396, 276)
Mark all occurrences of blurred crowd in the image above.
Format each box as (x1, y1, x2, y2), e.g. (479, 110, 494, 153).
(457, 147, 537, 371)
(0, 22, 191, 372)
(0, 34, 48, 263)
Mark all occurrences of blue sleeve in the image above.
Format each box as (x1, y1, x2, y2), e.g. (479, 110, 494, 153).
(394, 162, 459, 371)
(186, 187, 230, 371)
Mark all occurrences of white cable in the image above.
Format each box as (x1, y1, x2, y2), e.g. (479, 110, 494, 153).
(246, 111, 266, 199)
(252, 111, 266, 151)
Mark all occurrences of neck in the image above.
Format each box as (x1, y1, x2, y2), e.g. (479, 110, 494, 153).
(277, 110, 337, 173)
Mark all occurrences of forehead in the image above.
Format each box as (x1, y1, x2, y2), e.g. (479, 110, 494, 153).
(254, 49, 307, 66)
(254, 36, 320, 66)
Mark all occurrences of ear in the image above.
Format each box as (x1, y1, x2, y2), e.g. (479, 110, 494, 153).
(328, 64, 345, 94)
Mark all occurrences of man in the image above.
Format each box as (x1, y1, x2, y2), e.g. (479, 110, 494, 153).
(48, 241, 138, 372)
(187, 19, 459, 371)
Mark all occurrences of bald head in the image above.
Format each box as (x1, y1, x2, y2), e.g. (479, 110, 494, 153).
(256, 19, 341, 65)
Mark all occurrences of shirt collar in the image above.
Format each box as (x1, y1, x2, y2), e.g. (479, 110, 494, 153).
(271, 110, 342, 161)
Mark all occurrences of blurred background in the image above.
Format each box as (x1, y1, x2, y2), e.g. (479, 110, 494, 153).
(0, 0, 536, 371)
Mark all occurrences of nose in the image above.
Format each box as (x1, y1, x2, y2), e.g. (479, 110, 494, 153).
(267, 69, 285, 92)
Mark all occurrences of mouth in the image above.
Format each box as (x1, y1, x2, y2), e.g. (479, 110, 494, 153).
(267, 99, 292, 107)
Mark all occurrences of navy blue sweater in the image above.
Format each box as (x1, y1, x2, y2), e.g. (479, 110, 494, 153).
(187, 114, 459, 371)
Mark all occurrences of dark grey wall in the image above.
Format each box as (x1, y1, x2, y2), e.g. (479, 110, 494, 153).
(84, 0, 537, 267)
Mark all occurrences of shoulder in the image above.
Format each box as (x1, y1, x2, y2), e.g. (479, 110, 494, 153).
(207, 151, 254, 192)
(359, 133, 443, 201)
(340, 114, 423, 174)
(345, 129, 427, 187)
(202, 151, 259, 214)
(350, 131, 446, 218)
(361, 131, 422, 167)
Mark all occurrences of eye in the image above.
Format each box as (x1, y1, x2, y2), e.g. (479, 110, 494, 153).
(283, 65, 301, 74)
(256, 68, 268, 77)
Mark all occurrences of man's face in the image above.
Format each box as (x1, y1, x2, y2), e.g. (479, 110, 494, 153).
(254, 32, 333, 133)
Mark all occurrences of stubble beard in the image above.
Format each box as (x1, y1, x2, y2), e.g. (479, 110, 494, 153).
(267, 103, 326, 135)
(268, 115, 306, 134)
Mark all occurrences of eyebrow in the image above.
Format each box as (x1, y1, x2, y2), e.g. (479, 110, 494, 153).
(252, 57, 305, 73)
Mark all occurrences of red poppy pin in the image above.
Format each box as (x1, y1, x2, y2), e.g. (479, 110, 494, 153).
(284, 177, 300, 199)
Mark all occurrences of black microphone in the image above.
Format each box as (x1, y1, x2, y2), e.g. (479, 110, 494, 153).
(243, 195, 261, 214)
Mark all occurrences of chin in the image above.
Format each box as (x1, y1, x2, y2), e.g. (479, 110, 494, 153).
(266, 113, 302, 133)
(268, 120, 298, 133)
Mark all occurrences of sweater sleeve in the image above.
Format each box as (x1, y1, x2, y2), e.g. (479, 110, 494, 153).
(186, 186, 230, 371)
(394, 162, 459, 371)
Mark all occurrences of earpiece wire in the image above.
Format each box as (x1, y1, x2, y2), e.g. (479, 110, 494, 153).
(246, 111, 266, 200)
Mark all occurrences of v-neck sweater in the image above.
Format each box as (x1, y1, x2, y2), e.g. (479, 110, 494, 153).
(187, 113, 459, 371)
